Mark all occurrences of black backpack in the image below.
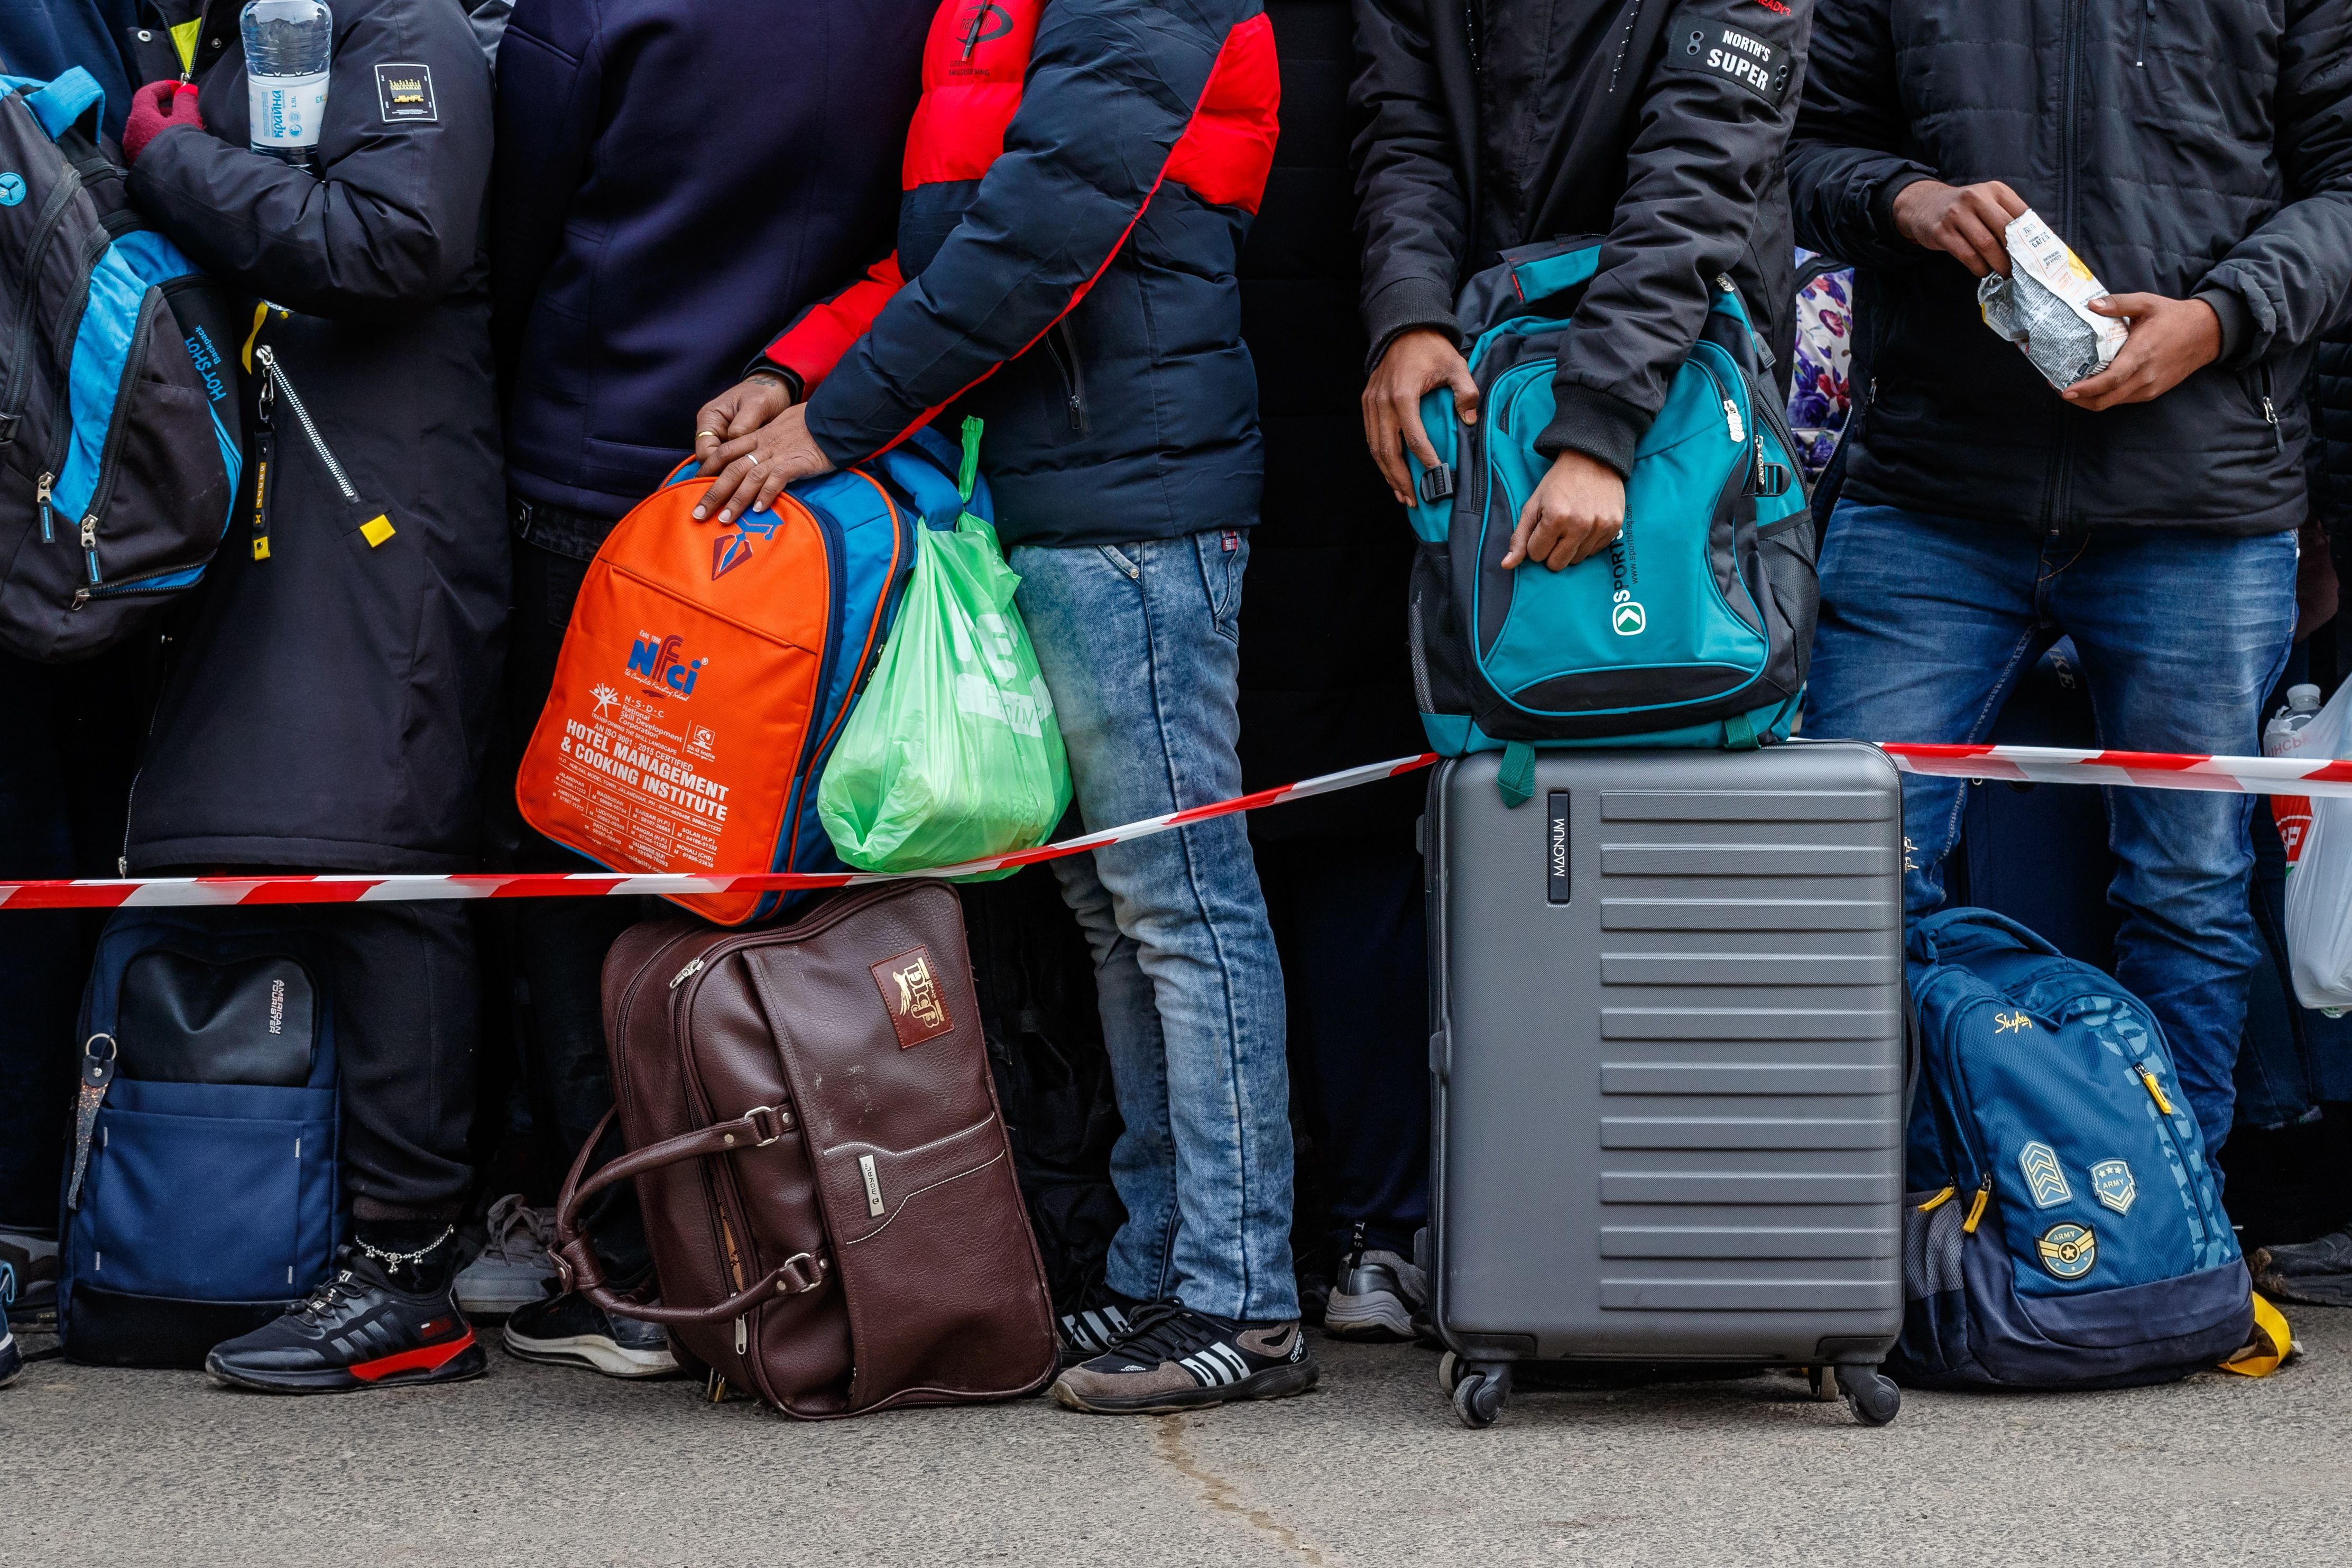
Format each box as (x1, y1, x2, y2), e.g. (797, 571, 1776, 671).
(0, 68, 243, 662)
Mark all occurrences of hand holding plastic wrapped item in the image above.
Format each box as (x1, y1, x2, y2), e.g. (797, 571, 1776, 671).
(1977, 210, 2129, 390)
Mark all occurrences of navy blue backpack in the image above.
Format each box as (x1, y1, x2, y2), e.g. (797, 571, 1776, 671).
(58, 911, 340, 1367)
(1895, 909, 2252, 1389)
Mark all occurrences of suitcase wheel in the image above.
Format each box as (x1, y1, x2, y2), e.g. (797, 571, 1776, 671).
(1841, 1366, 1901, 1427)
(1436, 1351, 1460, 1395)
(1451, 1362, 1510, 1429)
(1805, 1364, 1840, 1401)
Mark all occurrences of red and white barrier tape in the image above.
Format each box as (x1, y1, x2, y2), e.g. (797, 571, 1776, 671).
(0, 752, 1441, 910)
(1879, 741, 2352, 798)
(1, 741, 2339, 910)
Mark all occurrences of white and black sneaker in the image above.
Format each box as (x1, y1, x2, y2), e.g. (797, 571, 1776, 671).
(503, 1285, 678, 1379)
(1050, 1302, 1317, 1414)
(1323, 1224, 1429, 1342)
(1056, 1288, 1151, 1368)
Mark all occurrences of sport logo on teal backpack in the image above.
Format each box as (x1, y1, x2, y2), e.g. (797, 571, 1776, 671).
(1403, 238, 1818, 805)
(1895, 909, 2254, 1389)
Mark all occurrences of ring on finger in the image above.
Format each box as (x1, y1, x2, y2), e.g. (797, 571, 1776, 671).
(697, 430, 718, 440)
(745, 453, 762, 467)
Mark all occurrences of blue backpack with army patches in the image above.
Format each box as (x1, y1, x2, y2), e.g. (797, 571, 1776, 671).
(1894, 908, 2252, 1389)
(1401, 236, 1817, 807)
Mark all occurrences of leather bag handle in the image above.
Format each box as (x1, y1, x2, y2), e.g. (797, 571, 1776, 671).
(551, 1105, 832, 1326)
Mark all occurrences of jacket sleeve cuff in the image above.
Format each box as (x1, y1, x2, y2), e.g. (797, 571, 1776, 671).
(1870, 169, 1936, 252)
(1535, 382, 1651, 478)
(2194, 284, 2254, 368)
(737, 356, 805, 403)
(1363, 275, 1462, 373)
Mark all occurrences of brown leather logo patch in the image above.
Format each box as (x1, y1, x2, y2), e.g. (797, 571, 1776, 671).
(872, 947, 953, 1048)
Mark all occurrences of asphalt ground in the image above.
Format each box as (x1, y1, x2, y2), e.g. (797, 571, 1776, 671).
(6, 1305, 2345, 1568)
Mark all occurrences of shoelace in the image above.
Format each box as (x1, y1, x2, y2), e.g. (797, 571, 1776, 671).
(1099, 1302, 1226, 1367)
(292, 1269, 367, 1324)
(474, 1194, 556, 1267)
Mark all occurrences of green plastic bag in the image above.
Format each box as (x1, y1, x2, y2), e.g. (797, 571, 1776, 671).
(818, 419, 1071, 874)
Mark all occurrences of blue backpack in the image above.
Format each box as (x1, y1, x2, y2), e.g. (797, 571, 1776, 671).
(1895, 909, 2252, 1389)
(0, 69, 243, 662)
(58, 912, 341, 1368)
(1403, 238, 1816, 806)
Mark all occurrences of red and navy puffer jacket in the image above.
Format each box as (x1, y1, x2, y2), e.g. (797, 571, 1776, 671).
(762, 0, 1279, 549)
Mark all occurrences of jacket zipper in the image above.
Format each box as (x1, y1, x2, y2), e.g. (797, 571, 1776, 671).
(2135, 0, 2151, 67)
(254, 346, 360, 503)
(1045, 320, 1089, 435)
(2256, 365, 2283, 454)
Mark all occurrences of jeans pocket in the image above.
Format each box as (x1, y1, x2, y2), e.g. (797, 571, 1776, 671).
(1096, 543, 1142, 580)
(1195, 530, 1247, 643)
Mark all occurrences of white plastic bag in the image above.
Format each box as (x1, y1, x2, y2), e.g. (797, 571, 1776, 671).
(2283, 682, 2352, 1010)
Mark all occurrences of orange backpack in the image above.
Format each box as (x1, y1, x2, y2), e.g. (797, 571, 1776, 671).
(516, 430, 981, 925)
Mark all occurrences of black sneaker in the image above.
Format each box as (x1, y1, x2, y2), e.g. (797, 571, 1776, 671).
(0, 1228, 58, 1332)
(2252, 1226, 2352, 1306)
(205, 1249, 486, 1395)
(1, 1298, 21, 1389)
(503, 1286, 678, 1378)
(1050, 1302, 1317, 1414)
(1056, 1288, 1151, 1368)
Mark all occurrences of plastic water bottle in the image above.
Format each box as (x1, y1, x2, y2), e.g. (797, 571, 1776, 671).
(2266, 684, 2325, 872)
(242, 0, 334, 168)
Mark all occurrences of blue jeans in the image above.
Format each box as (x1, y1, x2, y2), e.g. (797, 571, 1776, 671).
(1806, 502, 2298, 1150)
(1011, 532, 1296, 1322)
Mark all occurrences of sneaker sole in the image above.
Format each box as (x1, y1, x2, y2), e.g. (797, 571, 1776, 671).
(206, 1334, 487, 1395)
(502, 1324, 679, 1379)
(1052, 1360, 1318, 1415)
(1323, 1287, 1418, 1342)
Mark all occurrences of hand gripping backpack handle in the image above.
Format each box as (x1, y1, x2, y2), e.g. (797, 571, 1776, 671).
(551, 1106, 832, 1324)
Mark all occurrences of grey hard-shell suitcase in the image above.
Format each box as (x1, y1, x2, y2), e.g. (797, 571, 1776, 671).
(1425, 742, 1908, 1427)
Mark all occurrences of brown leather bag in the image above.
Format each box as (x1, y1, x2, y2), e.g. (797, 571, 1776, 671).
(552, 882, 1057, 1417)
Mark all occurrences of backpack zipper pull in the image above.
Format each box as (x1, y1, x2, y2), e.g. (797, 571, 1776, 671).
(669, 956, 705, 989)
(2136, 1064, 2175, 1117)
(1723, 398, 1745, 445)
(80, 513, 97, 551)
(1961, 1173, 1993, 1234)
(35, 472, 53, 541)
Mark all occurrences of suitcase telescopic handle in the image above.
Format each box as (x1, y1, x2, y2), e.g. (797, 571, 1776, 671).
(552, 1106, 832, 1325)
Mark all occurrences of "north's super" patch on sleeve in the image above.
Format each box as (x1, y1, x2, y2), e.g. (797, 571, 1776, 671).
(1663, 23, 1792, 107)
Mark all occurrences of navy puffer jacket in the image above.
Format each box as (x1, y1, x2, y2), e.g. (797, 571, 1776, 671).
(760, 0, 1280, 549)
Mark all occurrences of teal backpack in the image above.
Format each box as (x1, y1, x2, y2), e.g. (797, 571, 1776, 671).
(1404, 238, 1816, 805)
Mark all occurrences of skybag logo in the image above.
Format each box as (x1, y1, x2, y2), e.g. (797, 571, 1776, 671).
(626, 632, 708, 698)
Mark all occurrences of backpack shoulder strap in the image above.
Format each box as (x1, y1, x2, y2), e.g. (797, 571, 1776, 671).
(25, 68, 104, 142)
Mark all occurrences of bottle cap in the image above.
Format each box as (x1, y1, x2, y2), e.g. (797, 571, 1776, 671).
(2289, 684, 2323, 713)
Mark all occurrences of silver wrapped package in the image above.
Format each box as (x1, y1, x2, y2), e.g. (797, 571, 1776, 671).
(1976, 210, 2128, 390)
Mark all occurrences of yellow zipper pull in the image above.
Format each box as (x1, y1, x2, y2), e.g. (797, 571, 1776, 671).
(1962, 1174, 1993, 1234)
(2137, 1065, 2175, 1117)
(1916, 1186, 1957, 1213)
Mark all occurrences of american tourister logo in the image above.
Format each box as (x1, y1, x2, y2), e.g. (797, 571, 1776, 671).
(625, 632, 708, 698)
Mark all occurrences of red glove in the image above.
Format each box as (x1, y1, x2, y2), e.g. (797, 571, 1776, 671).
(121, 80, 204, 164)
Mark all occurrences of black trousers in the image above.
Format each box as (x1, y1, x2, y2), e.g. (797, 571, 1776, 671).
(1256, 831, 1431, 1261)
(504, 533, 652, 1280)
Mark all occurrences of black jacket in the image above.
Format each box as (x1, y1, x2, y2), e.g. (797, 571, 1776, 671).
(1787, 0, 2352, 536)
(122, 0, 505, 872)
(1237, 0, 1422, 839)
(2316, 330, 2352, 539)
(1350, 0, 1813, 476)
(491, 0, 931, 525)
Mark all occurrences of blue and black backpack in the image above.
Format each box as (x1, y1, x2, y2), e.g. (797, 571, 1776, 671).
(58, 911, 341, 1368)
(1895, 908, 2253, 1389)
(0, 69, 243, 662)
(1404, 238, 1816, 805)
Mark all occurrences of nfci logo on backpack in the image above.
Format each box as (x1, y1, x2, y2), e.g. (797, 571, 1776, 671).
(626, 632, 707, 698)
